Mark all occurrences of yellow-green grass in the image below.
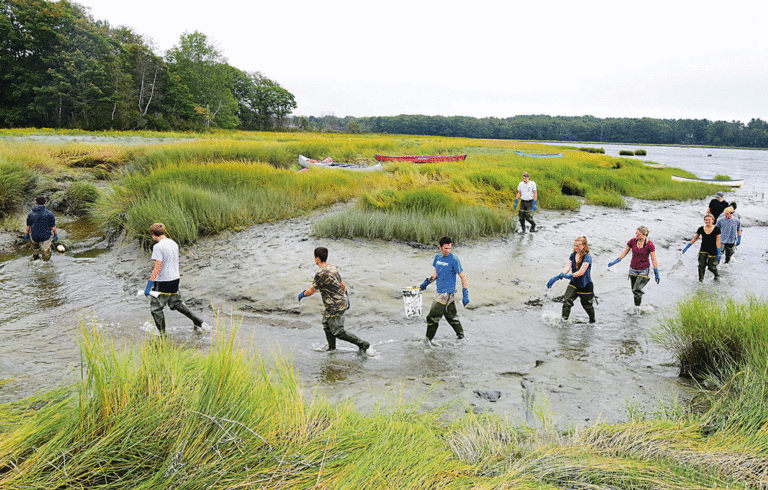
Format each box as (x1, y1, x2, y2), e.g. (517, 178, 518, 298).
(0, 321, 764, 489)
(2, 129, 724, 244)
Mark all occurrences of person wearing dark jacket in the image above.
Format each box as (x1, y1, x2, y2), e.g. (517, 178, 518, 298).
(25, 196, 57, 261)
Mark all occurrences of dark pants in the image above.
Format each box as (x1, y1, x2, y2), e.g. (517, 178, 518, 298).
(697, 252, 719, 281)
(150, 292, 203, 334)
(629, 273, 649, 306)
(518, 200, 536, 232)
(561, 284, 595, 323)
(426, 300, 464, 340)
(322, 311, 368, 351)
(723, 243, 736, 263)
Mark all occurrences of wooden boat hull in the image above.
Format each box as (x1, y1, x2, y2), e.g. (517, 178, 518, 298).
(298, 155, 383, 172)
(374, 154, 467, 163)
(671, 175, 743, 187)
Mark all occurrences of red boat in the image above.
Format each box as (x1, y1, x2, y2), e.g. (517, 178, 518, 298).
(374, 154, 467, 163)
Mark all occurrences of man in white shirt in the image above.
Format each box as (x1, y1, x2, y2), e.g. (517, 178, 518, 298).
(514, 171, 538, 233)
(143, 222, 205, 334)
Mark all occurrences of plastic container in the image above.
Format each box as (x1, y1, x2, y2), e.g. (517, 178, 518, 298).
(402, 287, 422, 318)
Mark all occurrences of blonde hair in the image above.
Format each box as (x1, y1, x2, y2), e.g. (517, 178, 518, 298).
(574, 236, 589, 268)
(149, 223, 166, 237)
(637, 226, 649, 236)
(724, 206, 734, 214)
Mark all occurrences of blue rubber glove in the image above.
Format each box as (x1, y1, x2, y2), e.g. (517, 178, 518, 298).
(532, 200, 538, 211)
(419, 278, 431, 291)
(298, 290, 306, 301)
(654, 268, 660, 284)
(462, 288, 469, 307)
(563, 273, 574, 281)
(716, 248, 722, 262)
(513, 198, 519, 210)
(546, 274, 561, 289)
(144, 280, 154, 297)
(682, 243, 692, 254)
(53, 235, 59, 243)
(737, 235, 741, 246)
(23, 233, 30, 242)
(608, 258, 621, 267)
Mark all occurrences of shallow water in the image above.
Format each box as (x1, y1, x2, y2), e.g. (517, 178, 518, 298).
(2, 144, 767, 427)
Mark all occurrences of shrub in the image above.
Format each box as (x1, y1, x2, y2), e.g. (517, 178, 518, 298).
(714, 174, 731, 181)
(619, 150, 635, 156)
(635, 149, 647, 156)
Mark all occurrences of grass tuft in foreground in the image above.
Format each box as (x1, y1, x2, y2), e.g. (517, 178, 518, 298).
(3, 312, 768, 488)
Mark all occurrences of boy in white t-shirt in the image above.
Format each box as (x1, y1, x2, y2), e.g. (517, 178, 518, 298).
(143, 223, 205, 334)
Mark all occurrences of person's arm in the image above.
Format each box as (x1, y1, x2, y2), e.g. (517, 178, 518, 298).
(650, 251, 658, 269)
(149, 259, 162, 281)
(716, 234, 721, 249)
(689, 234, 700, 245)
(572, 261, 590, 278)
(458, 271, 468, 290)
(515, 190, 521, 200)
(26, 225, 30, 233)
(533, 189, 538, 200)
(561, 260, 572, 275)
(618, 245, 630, 260)
(303, 287, 316, 296)
(340, 280, 347, 293)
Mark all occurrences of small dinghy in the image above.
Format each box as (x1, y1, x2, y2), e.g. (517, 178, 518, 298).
(298, 155, 383, 172)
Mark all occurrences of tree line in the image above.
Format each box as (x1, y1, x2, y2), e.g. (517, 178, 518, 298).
(331, 114, 768, 148)
(0, 0, 296, 130)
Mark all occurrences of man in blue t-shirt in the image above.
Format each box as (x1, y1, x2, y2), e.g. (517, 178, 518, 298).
(25, 196, 57, 261)
(419, 236, 470, 341)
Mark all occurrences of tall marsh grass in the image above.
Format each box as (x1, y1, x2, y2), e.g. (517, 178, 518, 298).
(658, 296, 768, 436)
(313, 207, 515, 244)
(1, 321, 765, 489)
(3, 129, 725, 244)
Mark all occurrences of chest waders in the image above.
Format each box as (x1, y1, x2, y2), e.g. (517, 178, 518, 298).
(561, 284, 595, 323)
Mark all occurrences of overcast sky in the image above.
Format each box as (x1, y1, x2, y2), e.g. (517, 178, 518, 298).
(76, 0, 765, 123)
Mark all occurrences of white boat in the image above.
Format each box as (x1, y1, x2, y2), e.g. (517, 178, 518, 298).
(671, 175, 744, 187)
(298, 155, 383, 172)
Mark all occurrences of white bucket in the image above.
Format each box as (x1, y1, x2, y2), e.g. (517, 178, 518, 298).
(402, 287, 422, 318)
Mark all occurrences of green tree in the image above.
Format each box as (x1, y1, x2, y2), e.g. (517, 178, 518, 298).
(165, 31, 239, 129)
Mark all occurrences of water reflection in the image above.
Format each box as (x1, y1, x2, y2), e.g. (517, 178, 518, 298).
(555, 323, 595, 360)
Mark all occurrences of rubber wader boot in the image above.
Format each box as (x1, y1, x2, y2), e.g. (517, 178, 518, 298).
(561, 304, 571, 321)
(325, 332, 337, 351)
(336, 331, 367, 351)
(634, 296, 642, 306)
(530, 223, 536, 232)
(586, 307, 596, 323)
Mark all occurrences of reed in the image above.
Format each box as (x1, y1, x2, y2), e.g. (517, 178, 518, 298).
(0, 162, 36, 217)
(312, 207, 515, 244)
(2, 319, 768, 488)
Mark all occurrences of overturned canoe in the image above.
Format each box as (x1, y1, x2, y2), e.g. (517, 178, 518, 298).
(298, 155, 383, 172)
(514, 150, 564, 159)
(374, 154, 467, 163)
(671, 175, 744, 187)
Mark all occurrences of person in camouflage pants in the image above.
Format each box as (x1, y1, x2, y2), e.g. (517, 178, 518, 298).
(298, 247, 371, 354)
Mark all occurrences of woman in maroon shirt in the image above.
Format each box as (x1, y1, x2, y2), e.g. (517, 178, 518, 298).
(607, 226, 660, 306)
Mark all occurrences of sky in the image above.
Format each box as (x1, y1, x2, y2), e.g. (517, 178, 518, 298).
(75, 0, 766, 123)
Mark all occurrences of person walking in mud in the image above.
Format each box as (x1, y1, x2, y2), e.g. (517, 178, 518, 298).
(24, 196, 58, 262)
(706, 191, 728, 221)
(298, 247, 371, 354)
(715, 206, 741, 264)
(607, 226, 659, 306)
(547, 236, 596, 323)
(682, 214, 721, 282)
(144, 223, 206, 335)
(419, 236, 469, 341)
(514, 171, 538, 233)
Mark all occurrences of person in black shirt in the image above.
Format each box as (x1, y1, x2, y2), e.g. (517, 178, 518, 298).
(706, 191, 728, 221)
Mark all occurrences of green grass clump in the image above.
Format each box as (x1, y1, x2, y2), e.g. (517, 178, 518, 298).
(64, 181, 100, 214)
(635, 149, 647, 156)
(313, 206, 514, 244)
(94, 162, 389, 244)
(579, 147, 606, 154)
(619, 150, 635, 156)
(714, 174, 732, 181)
(0, 162, 36, 217)
(1, 321, 766, 489)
